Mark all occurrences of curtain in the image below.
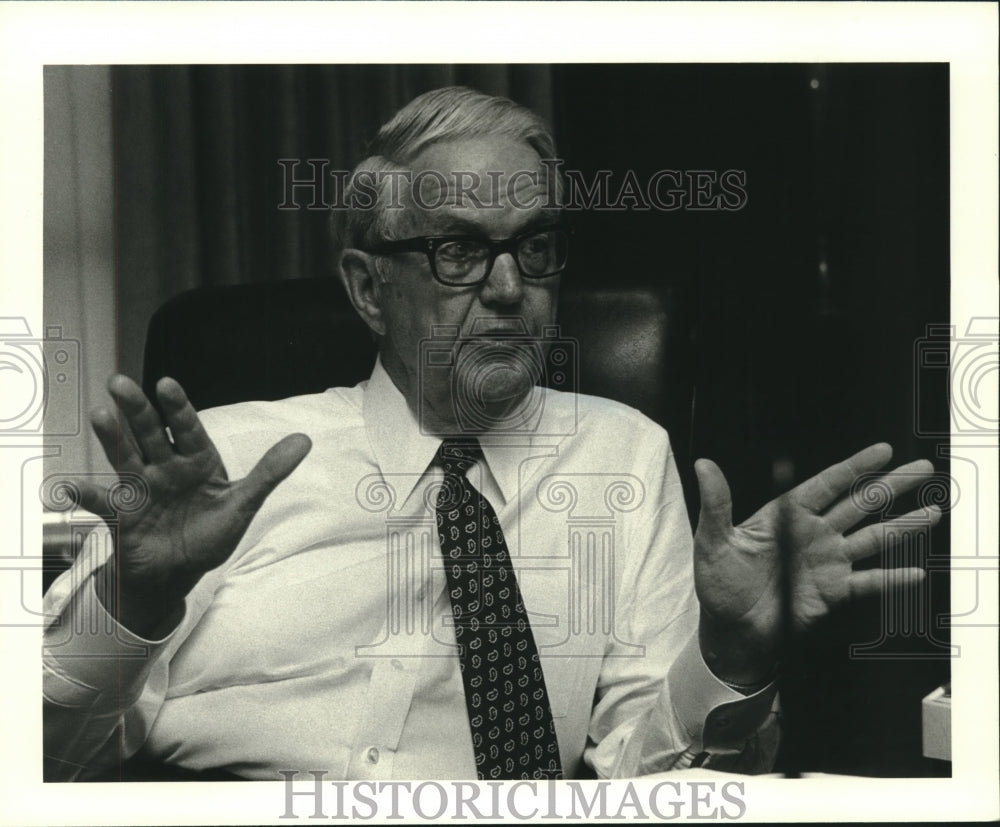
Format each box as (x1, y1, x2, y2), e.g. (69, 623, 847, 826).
(113, 65, 555, 384)
(43, 66, 115, 478)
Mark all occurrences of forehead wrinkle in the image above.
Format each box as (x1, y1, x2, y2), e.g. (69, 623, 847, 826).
(405, 178, 556, 236)
(406, 159, 552, 203)
(391, 136, 559, 239)
(406, 203, 563, 239)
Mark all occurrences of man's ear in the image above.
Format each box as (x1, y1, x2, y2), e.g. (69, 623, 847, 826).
(339, 249, 388, 336)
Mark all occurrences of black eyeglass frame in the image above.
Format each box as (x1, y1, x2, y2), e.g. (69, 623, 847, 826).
(367, 223, 572, 287)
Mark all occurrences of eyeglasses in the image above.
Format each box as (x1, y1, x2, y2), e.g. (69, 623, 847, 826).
(368, 224, 571, 287)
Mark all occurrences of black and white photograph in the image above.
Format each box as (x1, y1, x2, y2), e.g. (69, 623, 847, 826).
(1, 3, 996, 824)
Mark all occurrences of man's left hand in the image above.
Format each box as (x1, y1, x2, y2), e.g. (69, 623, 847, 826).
(692, 443, 940, 685)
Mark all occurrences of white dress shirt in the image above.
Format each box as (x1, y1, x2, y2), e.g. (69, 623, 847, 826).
(43, 359, 778, 781)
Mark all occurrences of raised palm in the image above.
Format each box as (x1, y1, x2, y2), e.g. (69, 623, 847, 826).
(693, 444, 939, 657)
(71, 375, 311, 610)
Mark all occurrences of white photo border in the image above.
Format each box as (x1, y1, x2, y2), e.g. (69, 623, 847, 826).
(0, 2, 996, 824)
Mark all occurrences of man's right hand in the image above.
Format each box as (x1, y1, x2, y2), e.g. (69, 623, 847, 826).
(72, 375, 312, 639)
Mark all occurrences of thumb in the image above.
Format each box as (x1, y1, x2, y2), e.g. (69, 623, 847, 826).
(236, 433, 313, 513)
(694, 458, 733, 537)
(58, 476, 111, 518)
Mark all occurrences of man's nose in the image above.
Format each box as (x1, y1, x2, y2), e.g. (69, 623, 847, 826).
(480, 252, 524, 306)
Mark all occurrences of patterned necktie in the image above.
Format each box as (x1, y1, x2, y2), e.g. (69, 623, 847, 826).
(434, 439, 563, 780)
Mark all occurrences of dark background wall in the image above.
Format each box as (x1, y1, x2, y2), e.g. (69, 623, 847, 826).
(555, 64, 951, 778)
(109, 63, 951, 777)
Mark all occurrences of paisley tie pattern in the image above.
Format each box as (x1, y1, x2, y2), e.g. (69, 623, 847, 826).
(434, 440, 563, 780)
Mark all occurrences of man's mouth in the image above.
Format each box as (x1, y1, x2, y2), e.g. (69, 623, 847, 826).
(467, 317, 532, 339)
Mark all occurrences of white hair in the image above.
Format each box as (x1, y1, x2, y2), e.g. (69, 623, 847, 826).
(335, 86, 561, 253)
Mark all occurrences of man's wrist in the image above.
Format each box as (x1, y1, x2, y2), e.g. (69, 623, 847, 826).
(697, 610, 780, 687)
(93, 560, 189, 641)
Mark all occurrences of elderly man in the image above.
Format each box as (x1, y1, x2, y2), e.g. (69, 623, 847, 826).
(43, 87, 937, 781)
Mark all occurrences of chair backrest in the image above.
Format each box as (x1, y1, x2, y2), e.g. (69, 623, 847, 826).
(142, 278, 695, 453)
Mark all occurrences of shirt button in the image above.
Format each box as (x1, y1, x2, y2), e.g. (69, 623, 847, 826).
(367, 747, 380, 765)
(391, 659, 404, 672)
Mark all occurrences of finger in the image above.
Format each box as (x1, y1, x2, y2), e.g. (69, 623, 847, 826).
(824, 459, 936, 533)
(156, 377, 218, 458)
(90, 406, 144, 473)
(61, 477, 109, 517)
(842, 505, 943, 562)
(848, 567, 926, 602)
(787, 443, 893, 514)
(107, 374, 174, 465)
(694, 458, 733, 540)
(233, 434, 313, 515)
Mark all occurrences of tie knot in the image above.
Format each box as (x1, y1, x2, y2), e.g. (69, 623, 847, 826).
(437, 439, 483, 476)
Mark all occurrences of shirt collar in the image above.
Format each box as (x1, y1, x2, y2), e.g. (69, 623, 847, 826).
(363, 357, 567, 508)
(363, 357, 441, 508)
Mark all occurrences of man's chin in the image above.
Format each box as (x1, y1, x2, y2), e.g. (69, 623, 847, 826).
(452, 357, 540, 431)
(475, 368, 535, 412)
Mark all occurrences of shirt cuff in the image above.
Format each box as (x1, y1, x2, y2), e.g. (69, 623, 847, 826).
(665, 631, 777, 748)
(43, 572, 182, 710)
